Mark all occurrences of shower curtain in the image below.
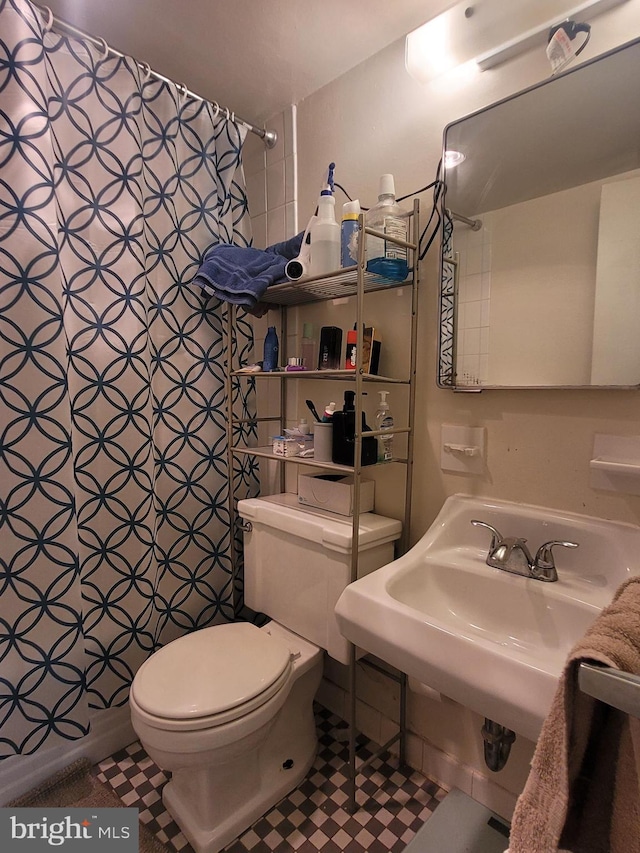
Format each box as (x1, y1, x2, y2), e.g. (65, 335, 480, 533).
(0, 0, 258, 757)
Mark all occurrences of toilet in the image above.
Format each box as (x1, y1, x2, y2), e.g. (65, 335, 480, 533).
(129, 493, 401, 853)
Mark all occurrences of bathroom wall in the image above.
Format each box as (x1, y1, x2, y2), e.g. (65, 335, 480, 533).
(294, 2, 640, 528)
(247, 0, 640, 819)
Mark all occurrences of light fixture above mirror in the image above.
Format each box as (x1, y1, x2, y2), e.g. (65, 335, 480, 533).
(405, 0, 630, 84)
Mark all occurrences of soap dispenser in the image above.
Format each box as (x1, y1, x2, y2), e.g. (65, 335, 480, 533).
(374, 391, 394, 461)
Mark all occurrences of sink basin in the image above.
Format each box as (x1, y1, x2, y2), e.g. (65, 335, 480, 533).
(335, 494, 640, 741)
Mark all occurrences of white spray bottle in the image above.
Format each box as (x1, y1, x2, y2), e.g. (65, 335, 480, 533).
(309, 162, 340, 277)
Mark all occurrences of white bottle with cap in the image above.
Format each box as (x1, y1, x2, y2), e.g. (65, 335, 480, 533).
(365, 174, 409, 282)
(309, 189, 340, 277)
(341, 199, 360, 267)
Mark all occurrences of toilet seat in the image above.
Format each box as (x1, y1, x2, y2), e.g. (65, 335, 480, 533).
(130, 622, 293, 730)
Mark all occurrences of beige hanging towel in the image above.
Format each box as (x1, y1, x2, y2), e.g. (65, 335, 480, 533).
(507, 575, 640, 853)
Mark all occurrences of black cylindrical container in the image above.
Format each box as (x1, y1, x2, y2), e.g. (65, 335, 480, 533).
(331, 391, 377, 466)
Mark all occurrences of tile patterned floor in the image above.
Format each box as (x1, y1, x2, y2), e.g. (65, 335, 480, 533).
(96, 705, 447, 852)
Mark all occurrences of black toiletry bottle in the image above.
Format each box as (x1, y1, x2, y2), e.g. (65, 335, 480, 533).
(331, 390, 377, 466)
(317, 326, 343, 370)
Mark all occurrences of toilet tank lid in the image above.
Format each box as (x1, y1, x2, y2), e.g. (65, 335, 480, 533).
(131, 622, 292, 720)
(238, 494, 402, 553)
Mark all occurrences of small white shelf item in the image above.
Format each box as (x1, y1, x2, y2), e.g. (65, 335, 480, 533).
(440, 424, 486, 475)
(590, 433, 640, 495)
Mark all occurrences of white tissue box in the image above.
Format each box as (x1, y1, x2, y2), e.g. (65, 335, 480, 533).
(298, 473, 375, 516)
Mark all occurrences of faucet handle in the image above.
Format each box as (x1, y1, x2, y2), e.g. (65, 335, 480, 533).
(534, 539, 579, 569)
(471, 520, 504, 551)
(531, 540, 579, 581)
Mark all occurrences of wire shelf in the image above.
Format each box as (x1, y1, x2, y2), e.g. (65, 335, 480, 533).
(262, 267, 412, 306)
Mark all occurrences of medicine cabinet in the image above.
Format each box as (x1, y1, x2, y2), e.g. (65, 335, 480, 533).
(438, 37, 640, 389)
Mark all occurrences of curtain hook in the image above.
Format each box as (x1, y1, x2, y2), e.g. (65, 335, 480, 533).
(225, 106, 230, 121)
(177, 82, 187, 103)
(140, 62, 151, 81)
(41, 5, 54, 32)
(211, 101, 220, 120)
(230, 110, 235, 123)
(96, 37, 109, 58)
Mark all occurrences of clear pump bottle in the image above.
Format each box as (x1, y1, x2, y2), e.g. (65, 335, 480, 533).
(365, 175, 409, 282)
(374, 391, 394, 462)
(300, 322, 317, 371)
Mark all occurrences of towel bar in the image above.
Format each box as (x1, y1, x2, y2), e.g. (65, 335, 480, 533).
(578, 662, 640, 719)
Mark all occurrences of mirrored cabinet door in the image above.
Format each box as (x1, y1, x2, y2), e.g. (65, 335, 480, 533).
(438, 37, 640, 390)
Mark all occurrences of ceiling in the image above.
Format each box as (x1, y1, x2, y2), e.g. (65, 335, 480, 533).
(40, 0, 454, 126)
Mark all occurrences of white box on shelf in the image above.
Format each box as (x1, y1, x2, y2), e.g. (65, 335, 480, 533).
(298, 473, 375, 516)
(273, 436, 303, 457)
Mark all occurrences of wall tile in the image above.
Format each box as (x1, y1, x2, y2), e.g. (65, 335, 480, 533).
(356, 661, 401, 724)
(356, 699, 381, 745)
(283, 105, 296, 159)
(246, 169, 266, 217)
(471, 772, 518, 821)
(317, 677, 346, 719)
(242, 131, 266, 177)
(266, 158, 286, 210)
(251, 213, 267, 249)
(285, 202, 297, 236)
(266, 206, 286, 245)
(421, 741, 474, 796)
(285, 155, 296, 204)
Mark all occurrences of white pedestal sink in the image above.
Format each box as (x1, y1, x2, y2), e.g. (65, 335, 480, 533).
(335, 494, 640, 741)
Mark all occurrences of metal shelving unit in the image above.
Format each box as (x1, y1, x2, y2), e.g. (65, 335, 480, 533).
(226, 201, 420, 811)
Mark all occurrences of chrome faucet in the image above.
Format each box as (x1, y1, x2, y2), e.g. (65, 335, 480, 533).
(470, 520, 578, 582)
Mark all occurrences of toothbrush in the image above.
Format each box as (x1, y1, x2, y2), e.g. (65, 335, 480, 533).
(305, 399, 321, 422)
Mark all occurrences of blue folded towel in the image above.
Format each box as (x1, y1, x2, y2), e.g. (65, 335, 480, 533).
(193, 232, 304, 309)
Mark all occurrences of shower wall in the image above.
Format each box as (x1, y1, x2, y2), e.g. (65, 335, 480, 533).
(244, 106, 298, 251)
(244, 106, 302, 495)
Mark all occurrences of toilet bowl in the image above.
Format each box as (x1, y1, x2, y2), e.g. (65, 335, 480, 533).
(129, 494, 402, 853)
(130, 620, 323, 853)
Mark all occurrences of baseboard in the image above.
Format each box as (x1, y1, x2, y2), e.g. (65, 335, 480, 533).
(0, 704, 136, 805)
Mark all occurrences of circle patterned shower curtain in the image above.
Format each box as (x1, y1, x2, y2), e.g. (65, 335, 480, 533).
(0, 0, 258, 756)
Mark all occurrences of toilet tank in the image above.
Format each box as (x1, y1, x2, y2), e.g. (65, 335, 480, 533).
(238, 493, 402, 665)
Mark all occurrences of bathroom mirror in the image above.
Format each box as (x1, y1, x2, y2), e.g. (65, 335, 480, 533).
(438, 37, 640, 389)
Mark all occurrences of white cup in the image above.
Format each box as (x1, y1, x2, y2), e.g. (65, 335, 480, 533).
(313, 422, 333, 462)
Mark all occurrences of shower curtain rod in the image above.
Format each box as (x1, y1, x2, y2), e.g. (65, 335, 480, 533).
(33, 3, 278, 148)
